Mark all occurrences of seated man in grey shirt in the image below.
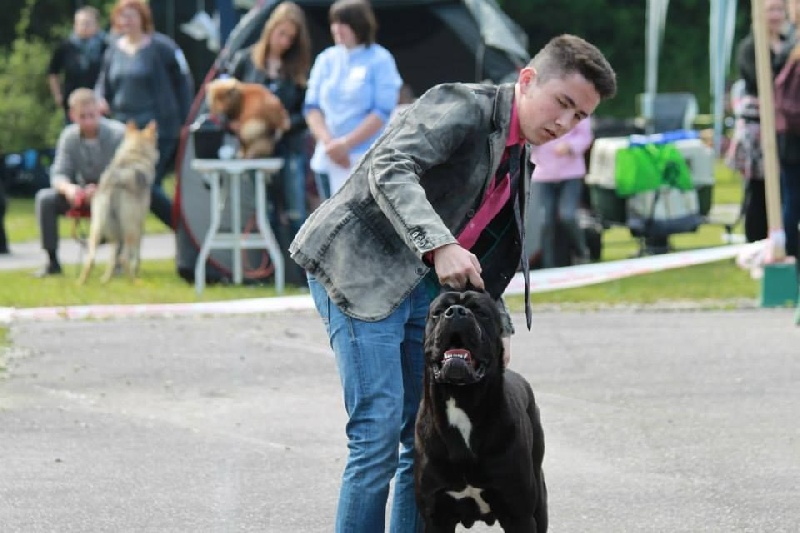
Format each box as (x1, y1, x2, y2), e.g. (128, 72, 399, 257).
(34, 88, 125, 277)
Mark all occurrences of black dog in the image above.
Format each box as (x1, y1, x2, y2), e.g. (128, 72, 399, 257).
(414, 288, 547, 532)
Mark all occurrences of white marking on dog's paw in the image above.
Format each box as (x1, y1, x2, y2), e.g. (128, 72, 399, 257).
(446, 397, 472, 450)
(446, 485, 491, 515)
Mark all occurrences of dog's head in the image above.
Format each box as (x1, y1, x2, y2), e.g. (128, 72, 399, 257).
(424, 287, 505, 386)
(205, 78, 243, 119)
(118, 120, 159, 165)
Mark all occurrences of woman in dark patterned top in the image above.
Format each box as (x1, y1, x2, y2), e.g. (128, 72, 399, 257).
(227, 1, 312, 241)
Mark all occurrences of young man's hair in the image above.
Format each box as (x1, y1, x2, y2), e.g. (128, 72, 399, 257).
(75, 6, 100, 22)
(67, 88, 98, 111)
(329, 0, 377, 45)
(530, 34, 617, 100)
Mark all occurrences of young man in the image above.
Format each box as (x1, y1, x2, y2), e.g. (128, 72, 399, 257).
(290, 34, 617, 532)
(34, 89, 125, 277)
(47, 7, 107, 123)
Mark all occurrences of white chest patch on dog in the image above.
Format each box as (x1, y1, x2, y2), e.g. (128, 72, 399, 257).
(446, 485, 491, 515)
(445, 397, 472, 450)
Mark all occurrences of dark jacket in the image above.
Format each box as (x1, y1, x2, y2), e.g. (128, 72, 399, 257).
(290, 83, 530, 334)
(48, 32, 108, 113)
(228, 48, 308, 155)
(97, 33, 193, 140)
(737, 28, 800, 163)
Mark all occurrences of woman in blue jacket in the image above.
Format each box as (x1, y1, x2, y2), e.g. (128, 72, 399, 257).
(304, 0, 402, 199)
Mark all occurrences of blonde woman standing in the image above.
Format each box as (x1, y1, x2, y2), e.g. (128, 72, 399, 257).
(228, 1, 312, 240)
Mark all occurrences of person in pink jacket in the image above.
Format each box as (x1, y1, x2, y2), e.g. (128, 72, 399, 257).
(529, 115, 593, 267)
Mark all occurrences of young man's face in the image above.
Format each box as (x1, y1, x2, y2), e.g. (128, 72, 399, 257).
(74, 13, 98, 39)
(516, 67, 600, 146)
(69, 102, 101, 138)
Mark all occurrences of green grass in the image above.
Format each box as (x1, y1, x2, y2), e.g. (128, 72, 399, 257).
(0, 259, 306, 308)
(506, 259, 758, 310)
(0, 162, 758, 310)
(0, 257, 759, 310)
(4, 176, 175, 243)
(710, 160, 744, 206)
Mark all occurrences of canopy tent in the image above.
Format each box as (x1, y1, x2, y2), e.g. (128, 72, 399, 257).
(644, 0, 738, 153)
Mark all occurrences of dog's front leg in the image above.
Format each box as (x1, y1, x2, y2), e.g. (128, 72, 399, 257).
(423, 520, 456, 533)
(497, 514, 541, 533)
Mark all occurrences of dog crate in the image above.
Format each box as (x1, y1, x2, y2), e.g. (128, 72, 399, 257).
(585, 135, 715, 226)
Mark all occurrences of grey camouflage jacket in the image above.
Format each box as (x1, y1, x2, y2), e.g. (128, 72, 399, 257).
(289, 82, 530, 333)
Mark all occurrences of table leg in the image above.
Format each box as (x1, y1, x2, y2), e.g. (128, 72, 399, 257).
(195, 172, 222, 295)
(231, 170, 243, 285)
(255, 170, 284, 294)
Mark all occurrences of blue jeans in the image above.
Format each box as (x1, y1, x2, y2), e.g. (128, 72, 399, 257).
(309, 276, 427, 533)
(269, 151, 307, 237)
(780, 161, 800, 257)
(532, 178, 587, 268)
(314, 172, 331, 201)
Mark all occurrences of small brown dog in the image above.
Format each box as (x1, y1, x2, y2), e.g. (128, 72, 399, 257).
(205, 78, 290, 158)
(77, 120, 159, 285)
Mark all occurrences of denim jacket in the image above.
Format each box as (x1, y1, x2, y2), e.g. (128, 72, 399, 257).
(290, 83, 529, 333)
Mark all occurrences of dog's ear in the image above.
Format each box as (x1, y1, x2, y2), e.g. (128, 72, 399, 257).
(143, 120, 158, 140)
(438, 282, 484, 294)
(464, 281, 485, 293)
(439, 283, 458, 294)
(126, 120, 138, 133)
(206, 79, 239, 116)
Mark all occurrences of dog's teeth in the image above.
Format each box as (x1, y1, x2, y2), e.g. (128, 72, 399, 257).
(443, 350, 471, 361)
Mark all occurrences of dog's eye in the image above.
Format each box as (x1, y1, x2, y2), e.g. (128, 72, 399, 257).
(470, 306, 487, 318)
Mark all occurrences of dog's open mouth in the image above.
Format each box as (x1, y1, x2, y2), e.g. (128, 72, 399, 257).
(433, 348, 485, 385)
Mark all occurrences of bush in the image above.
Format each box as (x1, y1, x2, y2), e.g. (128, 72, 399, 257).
(0, 0, 66, 153)
(0, 37, 63, 153)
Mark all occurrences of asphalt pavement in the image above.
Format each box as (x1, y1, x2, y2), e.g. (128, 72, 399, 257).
(1, 308, 799, 532)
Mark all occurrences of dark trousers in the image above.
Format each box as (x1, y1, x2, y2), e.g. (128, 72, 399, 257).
(780, 161, 800, 257)
(152, 136, 178, 229)
(744, 179, 768, 243)
(35, 188, 70, 253)
(532, 178, 588, 268)
(0, 176, 8, 253)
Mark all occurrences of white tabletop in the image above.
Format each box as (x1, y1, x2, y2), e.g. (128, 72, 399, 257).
(191, 158, 284, 173)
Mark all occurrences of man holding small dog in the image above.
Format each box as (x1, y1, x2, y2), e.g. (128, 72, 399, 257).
(34, 89, 125, 277)
(291, 34, 616, 532)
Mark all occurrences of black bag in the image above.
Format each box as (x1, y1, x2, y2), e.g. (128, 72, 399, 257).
(4, 148, 56, 196)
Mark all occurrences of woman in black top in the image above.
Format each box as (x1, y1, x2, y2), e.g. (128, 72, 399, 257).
(48, 6, 107, 123)
(734, 0, 797, 246)
(227, 1, 312, 241)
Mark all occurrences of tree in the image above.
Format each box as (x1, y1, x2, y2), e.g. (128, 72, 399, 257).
(0, 0, 63, 153)
(498, 0, 751, 118)
(0, 0, 115, 153)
